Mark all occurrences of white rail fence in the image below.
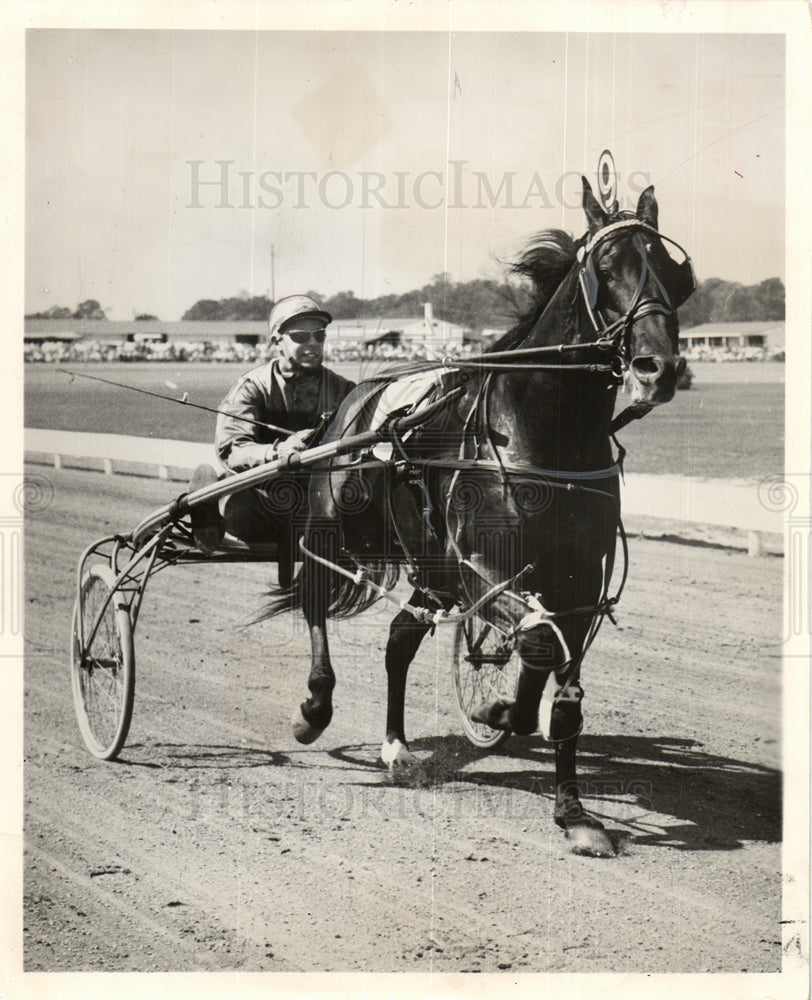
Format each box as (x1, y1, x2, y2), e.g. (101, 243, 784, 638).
(25, 428, 783, 556)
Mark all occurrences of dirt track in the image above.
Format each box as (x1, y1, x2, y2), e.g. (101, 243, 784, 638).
(23, 466, 783, 973)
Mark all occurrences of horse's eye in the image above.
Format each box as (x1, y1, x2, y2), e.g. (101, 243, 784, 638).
(596, 252, 617, 275)
(597, 243, 620, 267)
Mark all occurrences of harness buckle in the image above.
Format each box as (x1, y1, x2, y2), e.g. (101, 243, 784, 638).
(595, 335, 617, 352)
(610, 355, 626, 380)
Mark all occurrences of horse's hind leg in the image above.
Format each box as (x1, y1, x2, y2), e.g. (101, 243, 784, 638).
(510, 623, 569, 735)
(380, 594, 433, 785)
(291, 560, 336, 744)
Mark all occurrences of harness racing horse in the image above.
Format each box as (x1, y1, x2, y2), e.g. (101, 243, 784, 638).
(263, 177, 694, 857)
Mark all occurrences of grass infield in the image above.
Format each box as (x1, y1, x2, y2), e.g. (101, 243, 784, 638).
(25, 361, 783, 481)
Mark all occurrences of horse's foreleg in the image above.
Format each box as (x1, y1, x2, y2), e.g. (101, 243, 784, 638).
(554, 733, 615, 857)
(380, 595, 432, 785)
(548, 648, 614, 856)
(291, 563, 335, 744)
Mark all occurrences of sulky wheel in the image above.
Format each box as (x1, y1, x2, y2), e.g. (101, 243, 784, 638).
(70, 564, 135, 760)
(452, 612, 520, 749)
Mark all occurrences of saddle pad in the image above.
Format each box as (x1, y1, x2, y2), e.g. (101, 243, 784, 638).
(368, 369, 449, 460)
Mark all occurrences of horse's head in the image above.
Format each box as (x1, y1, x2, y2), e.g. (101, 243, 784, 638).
(579, 177, 695, 407)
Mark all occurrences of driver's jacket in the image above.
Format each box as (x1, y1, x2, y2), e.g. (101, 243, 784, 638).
(215, 359, 355, 473)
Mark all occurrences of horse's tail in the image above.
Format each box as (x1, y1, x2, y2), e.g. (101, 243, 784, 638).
(322, 557, 400, 619)
(256, 556, 400, 623)
(256, 573, 302, 622)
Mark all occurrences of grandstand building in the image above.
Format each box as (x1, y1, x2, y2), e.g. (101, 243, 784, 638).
(24, 303, 467, 355)
(678, 322, 784, 358)
(331, 304, 466, 353)
(24, 318, 268, 348)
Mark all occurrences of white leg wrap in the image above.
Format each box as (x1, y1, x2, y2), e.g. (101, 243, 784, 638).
(537, 674, 583, 740)
(380, 737, 406, 767)
(380, 737, 429, 787)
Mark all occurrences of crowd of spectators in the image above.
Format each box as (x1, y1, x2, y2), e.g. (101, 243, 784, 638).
(25, 337, 784, 365)
(24, 338, 263, 364)
(681, 344, 784, 363)
(23, 338, 485, 365)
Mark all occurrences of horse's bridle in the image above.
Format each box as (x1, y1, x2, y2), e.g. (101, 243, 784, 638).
(576, 218, 696, 372)
(445, 217, 695, 380)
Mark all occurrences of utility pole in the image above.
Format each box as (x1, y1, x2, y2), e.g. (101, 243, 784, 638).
(270, 244, 276, 303)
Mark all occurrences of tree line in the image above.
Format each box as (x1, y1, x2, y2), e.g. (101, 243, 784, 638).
(25, 299, 159, 322)
(26, 299, 108, 321)
(676, 277, 784, 327)
(181, 274, 785, 330)
(180, 274, 523, 331)
(27, 275, 785, 330)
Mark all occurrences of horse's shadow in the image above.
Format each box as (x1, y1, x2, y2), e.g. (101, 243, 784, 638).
(120, 742, 294, 770)
(330, 733, 781, 852)
(118, 736, 780, 852)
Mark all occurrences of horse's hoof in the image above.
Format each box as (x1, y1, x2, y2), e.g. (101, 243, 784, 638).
(291, 704, 325, 745)
(470, 700, 512, 731)
(566, 824, 616, 858)
(380, 738, 430, 788)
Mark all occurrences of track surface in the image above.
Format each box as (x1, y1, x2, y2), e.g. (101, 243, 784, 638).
(24, 467, 782, 973)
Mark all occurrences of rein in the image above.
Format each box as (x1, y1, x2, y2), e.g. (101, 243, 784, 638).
(57, 367, 297, 437)
(411, 457, 620, 493)
(444, 348, 621, 374)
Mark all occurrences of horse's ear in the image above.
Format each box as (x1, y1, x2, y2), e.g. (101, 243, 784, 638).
(636, 186, 659, 229)
(582, 177, 607, 232)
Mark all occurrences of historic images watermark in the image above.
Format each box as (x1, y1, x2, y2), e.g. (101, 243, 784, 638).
(757, 473, 810, 651)
(184, 774, 655, 826)
(0, 473, 54, 642)
(186, 160, 652, 212)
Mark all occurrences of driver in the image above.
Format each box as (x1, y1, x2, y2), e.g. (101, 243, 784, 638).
(189, 294, 355, 582)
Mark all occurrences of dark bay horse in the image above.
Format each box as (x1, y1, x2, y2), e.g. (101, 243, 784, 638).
(263, 177, 694, 856)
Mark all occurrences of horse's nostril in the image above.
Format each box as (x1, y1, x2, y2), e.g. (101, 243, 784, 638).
(631, 356, 665, 380)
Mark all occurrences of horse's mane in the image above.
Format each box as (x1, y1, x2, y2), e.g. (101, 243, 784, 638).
(488, 229, 579, 353)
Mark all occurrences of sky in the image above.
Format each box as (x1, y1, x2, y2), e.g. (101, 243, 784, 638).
(25, 28, 785, 321)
